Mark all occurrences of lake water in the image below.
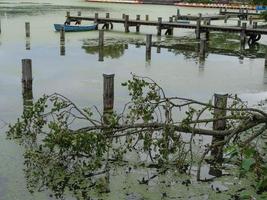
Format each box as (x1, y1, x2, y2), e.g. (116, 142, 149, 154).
(0, 0, 267, 199)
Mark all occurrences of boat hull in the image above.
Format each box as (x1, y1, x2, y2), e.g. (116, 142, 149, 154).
(54, 24, 97, 32)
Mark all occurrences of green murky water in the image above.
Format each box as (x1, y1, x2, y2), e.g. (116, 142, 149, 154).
(1, 1, 267, 199)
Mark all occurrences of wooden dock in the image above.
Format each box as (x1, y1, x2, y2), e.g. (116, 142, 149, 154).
(66, 12, 267, 44)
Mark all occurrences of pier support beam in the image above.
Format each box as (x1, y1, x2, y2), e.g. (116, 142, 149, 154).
(25, 22, 30, 38)
(146, 34, 152, 61)
(157, 17, 162, 36)
(22, 59, 33, 92)
(99, 30, 104, 47)
(124, 15, 129, 33)
(145, 14, 149, 21)
(211, 94, 228, 161)
(195, 14, 201, 39)
(253, 22, 257, 29)
(60, 27, 65, 43)
(103, 74, 115, 112)
(136, 15, 140, 33)
(240, 22, 247, 49)
(237, 20, 241, 27)
(94, 13, 99, 24)
(78, 11, 81, 16)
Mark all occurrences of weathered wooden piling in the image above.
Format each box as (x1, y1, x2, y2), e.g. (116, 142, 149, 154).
(124, 15, 129, 33)
(60, 27, 65, 43)
(122, 13, 125, 19)
(165, 17, 174, 35)
(240, 22, 247, 47)
(157, 17, 162, 36)
(253, 21, 257, 29)
(136, 15, 140, 33)
(146, 34, 152, 61)
(195, 14, 201, 39)
(145, 14, 149, 21)
(78, 11, 81, 16)
(177, 9, 180, 16)
(156, 46, 161, 53)
(103, 74, 115, 111)
(237, 20, 241, 27)
(98, 47, 104, 62)
(66, 11, 70, 17)
(94, 13, 99, 23)
(106, 13, 110, 18)
(199, 35, 207, 58)
(22, 59, 33, 92)
(0, 19, 1, 34)
(224, 15, 228, 23)
(99, 30, 104, 47)
(146, 34, 152, 52)
(249, 16, 253, 25)
(25, 22, 30, 38)
(211, 94, 228, 161)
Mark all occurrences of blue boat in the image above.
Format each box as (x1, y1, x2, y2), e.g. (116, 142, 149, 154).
(54, 24, 97, 32)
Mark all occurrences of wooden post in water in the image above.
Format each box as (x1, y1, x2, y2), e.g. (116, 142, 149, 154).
(219, 8, 222, 14)
(146, 34, 152, 61)
(156, 46, 161, 53)
(195, 13, 201, 39)
(78, 11, 81, 16)
(66, 11, 70, 17)
(249, 16, 253, 25)
(157, 17, 162, 36)
(103, 74, 115, 112)
(211, 94, 228, 161)
(94, 13, 99, 23)
(205, 19, 210, 40)
(253, 21, 257, 29)
(177, 9, 180, 17)
(124, 15, 129, 33)
(22, 59, 33, 92)
(167, 17, 173, 35)
(145, 14, 149, 21)
(60, 27, 65, 43)
(136, 15, 140, 33)
(99, 30, 104, 47)
(98, 30, 104, 61)
(265, 51, 267, 68)
(199, 34, 207, 59)
(25, 22, 30, 38)
(122, 13, 125, 19)
(106, 13, 110, 18)
(240, 22, 246, 48)
(237, 20, 241, 27)
(224, 15, 228, 23)
(0, 19, 1, 34)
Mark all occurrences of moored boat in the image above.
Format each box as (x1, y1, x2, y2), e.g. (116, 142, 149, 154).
(54, 24, 97, 32)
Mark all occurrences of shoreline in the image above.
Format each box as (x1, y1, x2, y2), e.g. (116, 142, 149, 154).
(86, 0, 258, 9)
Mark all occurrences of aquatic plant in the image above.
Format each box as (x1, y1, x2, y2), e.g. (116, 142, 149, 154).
(7, 75, 267, 199)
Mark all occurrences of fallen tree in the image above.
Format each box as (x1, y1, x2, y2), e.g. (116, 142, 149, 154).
(7, 75, 267, 199)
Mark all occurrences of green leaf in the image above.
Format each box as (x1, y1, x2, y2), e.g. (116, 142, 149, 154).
(241, 158, 255, 171)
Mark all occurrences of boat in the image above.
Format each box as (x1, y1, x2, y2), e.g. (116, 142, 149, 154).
(54, 24, 97, 32)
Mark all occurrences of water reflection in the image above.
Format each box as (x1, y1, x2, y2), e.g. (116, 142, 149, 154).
(82, 40, 127, 60)
(60, 42, 65, 56)
(25, 38, 30, 50)
(82, 33, 267, 64)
